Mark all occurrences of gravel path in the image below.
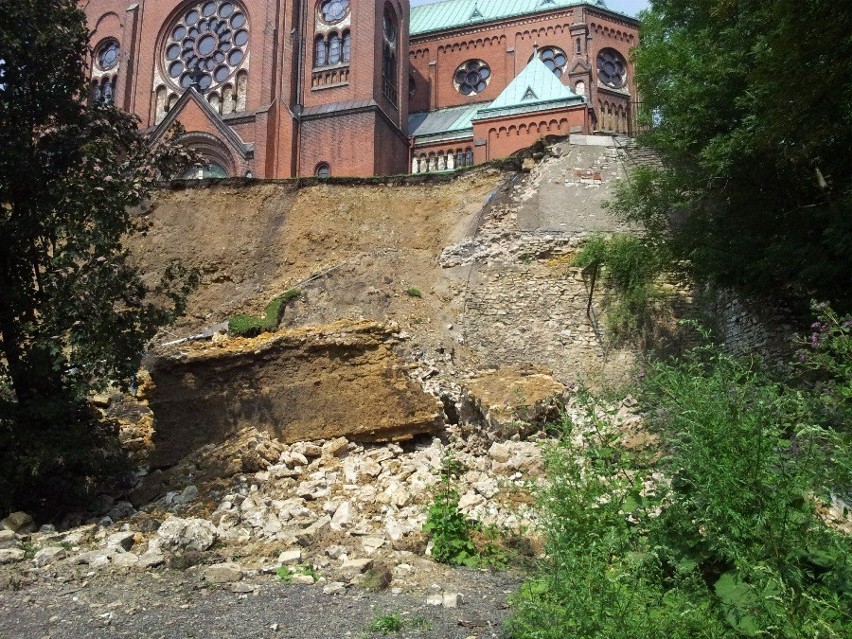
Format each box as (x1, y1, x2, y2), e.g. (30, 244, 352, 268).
(1, 568, 522, 639)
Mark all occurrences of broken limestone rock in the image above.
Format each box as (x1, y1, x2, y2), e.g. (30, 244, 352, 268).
(460, 367, 565, 438)
(204, 562, 243, 584)
(107, 532, 137, 552)
(277, 549, 302, 565)
(0, 548, 26, 564)
(1, 512, 35, 534)
(145, 322, 444, 468)
(339, 558, 373, 580)
(0, 530, 17, 549)
(33, 547, 66, 568)
(156, 518, 218, 552)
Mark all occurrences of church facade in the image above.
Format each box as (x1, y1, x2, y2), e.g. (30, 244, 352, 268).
(83, 0, 638, 178)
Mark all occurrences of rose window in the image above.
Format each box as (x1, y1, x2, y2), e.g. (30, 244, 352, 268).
(164, 1, 249, 92)
(538, 46, 567, 78)
(454, 60, 491, 96)
(597, 48, 628, 90)
(96, 40, 121, 71)
(320, 0, 350, 24)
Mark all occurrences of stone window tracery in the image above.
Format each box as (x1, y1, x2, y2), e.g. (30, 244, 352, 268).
(382, 5, 399, 105)
(454, 60, 491, 96)
(538, 46, 568, 78)
(91, 39, 120, 106)
(314, 30, 350, 68)
(96, 40, 121, 72)
(163, 1, 250, 93)
(319, 0, 349, 25)
(597, 48, 628, 90)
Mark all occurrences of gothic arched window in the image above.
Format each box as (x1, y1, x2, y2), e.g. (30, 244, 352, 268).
(162, 1, 250, 93)
(342, 31, 351, 64)
(314, 35, 328, 67)
(328, 33, 342, 65)
(382, 5, 399, 104)
(91, 39, 120, 105)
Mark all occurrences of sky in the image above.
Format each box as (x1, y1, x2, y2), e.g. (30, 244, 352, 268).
(409, 0, 651, 18)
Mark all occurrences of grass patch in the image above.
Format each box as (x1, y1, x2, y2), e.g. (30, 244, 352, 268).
(228, 289, 301, 338)
(364, 613, 431, 636)
(406, 287, 422, 298)
(366, 614, 405, 635)
(276, 563, 318, 584)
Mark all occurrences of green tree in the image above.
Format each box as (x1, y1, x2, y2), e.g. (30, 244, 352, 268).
(0, 0, 196, 517)
(612, 0, 852, 313)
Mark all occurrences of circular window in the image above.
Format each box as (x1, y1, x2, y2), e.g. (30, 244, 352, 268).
(453, 60, 491, 97)
(95, 40, 121, 71)
(163, 1, 249, 92)
(315, 163, 331, 178)
(597, 48, 628, 90)
(538, 46, 567, 78)
(320, 0, 350, 24)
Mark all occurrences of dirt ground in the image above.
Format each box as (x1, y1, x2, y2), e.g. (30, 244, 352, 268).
(0, 566, 522, 639)
(130, 170, 504, 358)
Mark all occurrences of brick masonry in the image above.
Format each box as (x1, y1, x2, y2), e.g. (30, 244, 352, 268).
(82, 1, 639, 179)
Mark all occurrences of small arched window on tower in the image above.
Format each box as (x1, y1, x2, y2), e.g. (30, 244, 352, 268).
(315, 162, 331, 178)
(382, 4, 399, 105)
(315, 35, 328, 68)
(342, 31, 351, 64)
(328, 33, 342, 65)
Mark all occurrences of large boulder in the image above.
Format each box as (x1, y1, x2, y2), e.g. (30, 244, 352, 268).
(145, 322, 444, 467)
(1, 512, 35, 534)
(156, 517, 218, 552)
(460, 366, 566, 438)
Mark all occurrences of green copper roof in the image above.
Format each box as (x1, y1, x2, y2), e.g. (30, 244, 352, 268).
(408, 103, 482, 139)
(474, 54, 584, 119)
(410, 0, 608, 36)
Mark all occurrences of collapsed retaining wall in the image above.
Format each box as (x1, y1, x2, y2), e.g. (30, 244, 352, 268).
(144, 321, 443, 468)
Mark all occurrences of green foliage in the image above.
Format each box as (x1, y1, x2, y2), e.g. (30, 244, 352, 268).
(508, 318, 852, 638)
(365, 614, 405, 635)
(423, 452, 480, 567)
(406, 287, 423, 298)
(572, 234, 667, 343)
(228, 290, 301, 338)
(0, 0, 198, 519)
(275, 566, 293, 584)
(614, 0, 852, 313)
(276, 563, 318, 584)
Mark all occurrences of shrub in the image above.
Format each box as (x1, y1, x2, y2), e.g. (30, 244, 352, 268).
(572, 234, 667, 344)
(406, 287, 422, 298)
(507, 317, 852, 638)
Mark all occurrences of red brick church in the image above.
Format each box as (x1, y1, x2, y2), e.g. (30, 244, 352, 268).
(83, 0, 638, 178)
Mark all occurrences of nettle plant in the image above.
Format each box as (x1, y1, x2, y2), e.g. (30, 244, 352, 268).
(423, 452, 480, 567)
